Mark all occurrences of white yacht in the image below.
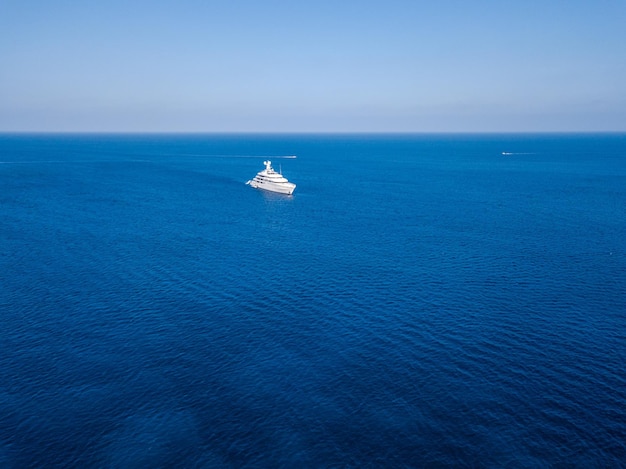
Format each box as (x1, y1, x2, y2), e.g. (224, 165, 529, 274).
(246, 160, 296, 195)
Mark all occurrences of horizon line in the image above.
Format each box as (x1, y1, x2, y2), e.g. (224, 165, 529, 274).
(2, 130, 625, 136)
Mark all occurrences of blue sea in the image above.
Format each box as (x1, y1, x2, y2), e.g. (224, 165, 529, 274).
(1, 133, 625, 467)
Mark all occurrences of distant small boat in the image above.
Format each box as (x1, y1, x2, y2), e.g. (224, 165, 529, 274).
(246, 160, 296, 195)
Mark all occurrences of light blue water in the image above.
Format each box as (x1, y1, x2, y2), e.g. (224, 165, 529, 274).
(1, 133, 625, 466)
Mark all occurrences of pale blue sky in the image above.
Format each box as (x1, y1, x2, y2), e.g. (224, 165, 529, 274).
(1, 0, 625, 132)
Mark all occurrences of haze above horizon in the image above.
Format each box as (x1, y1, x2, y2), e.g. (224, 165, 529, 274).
(2, 0, 625, 133)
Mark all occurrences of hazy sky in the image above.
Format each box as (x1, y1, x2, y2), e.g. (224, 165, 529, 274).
(1, 0, 625, 132)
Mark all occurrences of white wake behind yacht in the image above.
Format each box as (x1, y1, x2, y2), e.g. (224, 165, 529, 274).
(246, 160, 296, 195)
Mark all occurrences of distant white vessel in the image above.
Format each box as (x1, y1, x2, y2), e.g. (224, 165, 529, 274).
(246, 160, 296, 195)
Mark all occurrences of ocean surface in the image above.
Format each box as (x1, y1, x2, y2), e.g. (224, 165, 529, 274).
(1, 133, 625, 467)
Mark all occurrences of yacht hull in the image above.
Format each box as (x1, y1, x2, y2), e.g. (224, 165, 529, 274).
(247, 180, 296, 195)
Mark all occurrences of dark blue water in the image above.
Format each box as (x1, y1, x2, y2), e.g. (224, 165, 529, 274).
(1, 133, 625, 467)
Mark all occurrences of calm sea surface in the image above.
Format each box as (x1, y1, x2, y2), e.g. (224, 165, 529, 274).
(1, 133, 625, 467)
